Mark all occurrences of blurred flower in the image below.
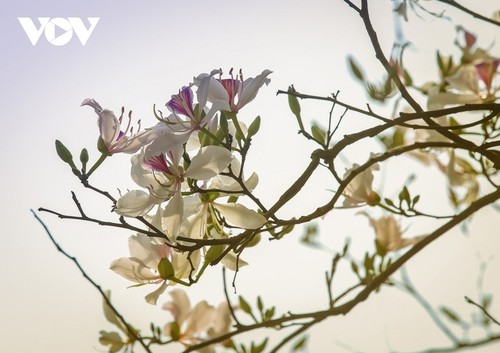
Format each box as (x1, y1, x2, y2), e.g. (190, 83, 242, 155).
(363, 214, 423, 252)
(163, 289, 232, 352)
(342, 161, 379, 207)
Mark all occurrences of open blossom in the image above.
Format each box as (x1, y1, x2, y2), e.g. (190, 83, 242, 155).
(115, 153, 174, 217)
(163, 289, 232, 352)
(342, 161, 379, 207)
(193, 69, 272, 113)
(146, 145, 233, 241)
(110, 233, 172, 304)
(81, 98, 157, 155)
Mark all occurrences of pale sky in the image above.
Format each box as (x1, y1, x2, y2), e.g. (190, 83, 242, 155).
(1, 1, 499, 353)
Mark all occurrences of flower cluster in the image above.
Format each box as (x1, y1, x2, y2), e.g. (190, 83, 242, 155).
(82, 69, 271, 304)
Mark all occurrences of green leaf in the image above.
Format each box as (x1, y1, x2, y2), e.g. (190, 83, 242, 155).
(351, 260, 359, 275)
(347, 56, 365, 81)
(251, 338, 268, 353)
(264, 307, 275, 321)
(158, 258, 175, 280)
(291, 335, 308, 352)
(375, 239, 387, 257)
(169, 321, 181, 341)
(205, 245, 225, 263)
(257, 296, 264, 313)
(247, 115, 261, 138)
(239, 296, 252, 315)
(384, 198, 395, 207)
(97, 136, 110, 155)
(412, 195, 420, 208)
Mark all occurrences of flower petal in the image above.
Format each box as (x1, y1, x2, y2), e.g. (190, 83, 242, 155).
(185, 146, 232, 180)
(214, 202, 267, 229)
(110, 257, 160, 283)
(145, 281, 168, 305)
(115, 190, 155, 217)
(98, 109, 121, 147)
(237, 69, 272, 109)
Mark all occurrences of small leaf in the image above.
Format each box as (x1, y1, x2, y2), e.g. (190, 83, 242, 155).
(205, 245, 225, 263)
(251, 338, 268, 353)
(351, 260, 359, 275)
(375, 239, 387, 257)
(169, 321, 181, 341)
(239, 296, 252, 315)
(291, 335, 308, 352)
(257, 296, 264, 313)
(264, 307, 275, 321)
(158, 258, 175, 280)
(384, 198, 395, 207)
(412, 195, 420, 208)
(348, 56, 365, 81)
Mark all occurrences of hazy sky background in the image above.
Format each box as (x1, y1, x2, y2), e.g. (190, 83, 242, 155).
(1, 1, 499, 352)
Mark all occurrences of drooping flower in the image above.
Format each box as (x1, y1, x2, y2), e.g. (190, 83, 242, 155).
(110, 233, 172, 304)
(81, 98, 157, 155)
(194, 69, 272, 113)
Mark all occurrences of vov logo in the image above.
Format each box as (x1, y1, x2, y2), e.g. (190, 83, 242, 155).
(18, 17, 100, 46)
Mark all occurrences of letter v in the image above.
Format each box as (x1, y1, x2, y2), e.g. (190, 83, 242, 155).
(18, 17, 50, 45)
(68, 17, 100, 45)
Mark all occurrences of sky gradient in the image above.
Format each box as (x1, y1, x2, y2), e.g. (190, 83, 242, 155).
(1, 1, 499, 352)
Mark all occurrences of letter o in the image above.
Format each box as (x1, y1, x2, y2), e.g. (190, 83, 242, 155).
(45, 18, 73, 46)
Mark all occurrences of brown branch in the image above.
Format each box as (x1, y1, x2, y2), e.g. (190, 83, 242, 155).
(435, 0, 500, 27)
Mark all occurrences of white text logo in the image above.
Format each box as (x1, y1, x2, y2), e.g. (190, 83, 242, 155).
(18, 17, 100, 46)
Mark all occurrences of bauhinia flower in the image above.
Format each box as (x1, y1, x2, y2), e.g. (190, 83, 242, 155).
(115, 153, 174, 217)
(194, 68, 272, 113)
(81, 98, 157, 155)
(342, 161, 380, 207)
(163, 289, 232, 352)
(110, 233, 172, 305)
(363, 213, 424, 253)
(145, 145, 233, 241)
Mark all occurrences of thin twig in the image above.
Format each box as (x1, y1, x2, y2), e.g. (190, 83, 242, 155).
(31, 210, 152, 353)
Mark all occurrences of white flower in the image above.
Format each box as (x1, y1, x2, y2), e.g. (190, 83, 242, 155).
(194, 69, 272, 113)
(110, 234, 171, 305)
(144, 145, 233, 241)
(115, 154, 174, 217)
(363, 214, 423, 252)
(81, 99, 157, 155)
(342, 161, 379, 207)
(163, 289, 232, 352)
